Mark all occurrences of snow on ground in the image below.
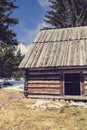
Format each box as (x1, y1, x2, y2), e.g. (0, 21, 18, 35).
(0, 79, 24, 91)
(3, 84, 24, 91)
(0, 79, 4, 82)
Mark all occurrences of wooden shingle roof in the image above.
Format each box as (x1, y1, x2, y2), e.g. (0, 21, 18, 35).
(19, 26, 87, 68)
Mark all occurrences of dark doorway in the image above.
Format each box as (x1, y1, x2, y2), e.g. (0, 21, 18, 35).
(64, 73, 80, 95)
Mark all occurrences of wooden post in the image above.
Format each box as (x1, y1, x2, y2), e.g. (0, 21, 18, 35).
(60, 73, 64, 96)
(80, 72, 85, 96)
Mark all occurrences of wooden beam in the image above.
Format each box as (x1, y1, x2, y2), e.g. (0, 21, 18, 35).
(27, 88, 60, 95)
(80, 72, 85, 96)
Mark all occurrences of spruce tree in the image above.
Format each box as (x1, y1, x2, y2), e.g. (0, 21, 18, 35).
(0, 44, 16, 78)
(0, 0, 21, 79)
(12, 49, 24, 79)
(0, 0, 18, 45)
(44, 0, 87, 28)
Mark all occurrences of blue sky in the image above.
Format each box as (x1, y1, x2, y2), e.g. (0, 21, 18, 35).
(13, 0, 49, 46)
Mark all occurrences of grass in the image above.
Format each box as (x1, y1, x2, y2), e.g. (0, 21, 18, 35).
(0, 89, 87, 130)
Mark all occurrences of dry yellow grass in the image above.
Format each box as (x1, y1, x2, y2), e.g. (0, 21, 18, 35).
(0, 89, 87, 130)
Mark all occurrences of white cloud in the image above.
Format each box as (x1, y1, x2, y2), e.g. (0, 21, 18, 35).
(18, 43, 28, 55)
(37, 0, 49, 9)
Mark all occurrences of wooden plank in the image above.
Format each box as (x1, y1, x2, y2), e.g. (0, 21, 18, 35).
(36, 43, 49, 67)
(27, 80, 60, 84)
(47, 42, 57, 66)
(19, 44, 35, 68)
(83, 71, 87, 74)
(27, 83, 60, 88)
(80, 82, 85, 96)
(84, 86, 87, 89)
(84, 84, 87, 86)
(27, 95, 87, 100)
(60, 73, 64, 96)
(82, 40, 85, 65)
(80, 40, 84, 65)
(33, 31, 42, 43)
(27, 88, 60, 94)
(84, 40, 87, 65)
(39, 30, 48, 42)
(31, 43, 44, 67)
(45, 30, 52, 42)
(29, 66, 87, 71)
(25, 43, 41, 67)
(51, 29, 58, 40)
(27, 87, 60, 89)
(85, 90, 87, 96)
(70, 41, 75, 65)
(84, 81, 87, 84)
(61, 41, 67, 66)
(51, 42, 60, 66)
(63, 42, 70, 66)
(27, 70, 60, 75)
(27, 77, 60, 80)
(40, 43, 53, 67)
(28, 74, 60, 77)
(57, 42, 64, 66)
(76, 41, 80, 66)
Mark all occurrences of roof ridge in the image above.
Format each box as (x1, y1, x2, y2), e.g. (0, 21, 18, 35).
(40, 26, 87, 31)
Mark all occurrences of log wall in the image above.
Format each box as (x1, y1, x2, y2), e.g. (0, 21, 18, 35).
(25, 68, 87, 97)
(25, 69, 61, 95)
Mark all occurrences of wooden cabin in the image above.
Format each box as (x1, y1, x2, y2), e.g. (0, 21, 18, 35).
(19, 26, 87, 99)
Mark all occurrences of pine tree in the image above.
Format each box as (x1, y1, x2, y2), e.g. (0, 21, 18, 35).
(0, 44, 24, 79)
(0, 43, 16, 78)
(0, 0, 18, 45)
(0, 0, 20, 79)
(44, 0, 87, 28)
(12, 49, 24, 79)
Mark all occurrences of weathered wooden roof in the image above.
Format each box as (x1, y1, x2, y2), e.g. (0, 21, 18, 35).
(19, 26, 87, 68)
